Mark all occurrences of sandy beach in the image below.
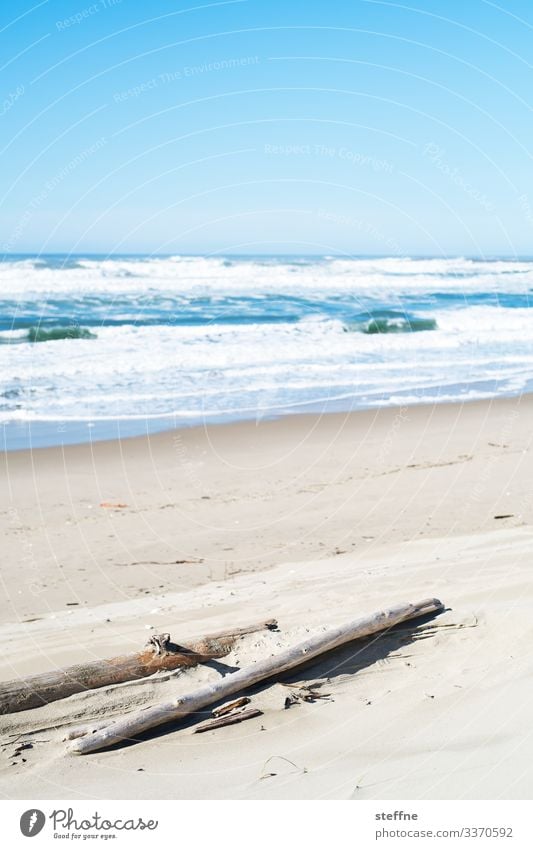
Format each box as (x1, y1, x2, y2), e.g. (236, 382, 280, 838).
(0, 396, 532, 799)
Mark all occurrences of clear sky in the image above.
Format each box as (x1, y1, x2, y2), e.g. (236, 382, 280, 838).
(1, 0, 533, 256)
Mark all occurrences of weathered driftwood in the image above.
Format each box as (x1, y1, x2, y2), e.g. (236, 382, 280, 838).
(66, 696, 255, 741)
(0, 619, 278, 715)
(194, 708, 263, 733)
(68, 598, 443, 754)
(64, 718, 115, 742)
(213, 696, 251, 717)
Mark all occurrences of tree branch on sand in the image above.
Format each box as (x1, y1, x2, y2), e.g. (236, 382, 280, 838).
(0, 619, 278, 714)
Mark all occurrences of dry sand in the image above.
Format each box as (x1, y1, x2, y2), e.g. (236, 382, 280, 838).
(0, 396, 532, 799)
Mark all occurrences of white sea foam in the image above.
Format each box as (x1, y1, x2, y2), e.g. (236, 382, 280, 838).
(0, 309, 531, 424)
(1, 255, 533, 296)
(1, 257, 532, 437)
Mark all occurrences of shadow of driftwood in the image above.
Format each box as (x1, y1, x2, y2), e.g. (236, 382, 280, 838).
(96, 606, 446, 752)
(276, 605, 447, 687)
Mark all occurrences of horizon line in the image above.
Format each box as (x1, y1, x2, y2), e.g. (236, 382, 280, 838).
(2, 252, 533, 260)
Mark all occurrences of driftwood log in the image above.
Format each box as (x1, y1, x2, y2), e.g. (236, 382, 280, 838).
(69, 598, 443, 754)
(0, 619, 278, 715)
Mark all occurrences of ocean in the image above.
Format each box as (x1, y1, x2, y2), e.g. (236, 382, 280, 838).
(1, 254, 532, 450)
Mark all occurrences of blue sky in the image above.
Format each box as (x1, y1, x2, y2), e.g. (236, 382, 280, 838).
(1, 0, 533, 255)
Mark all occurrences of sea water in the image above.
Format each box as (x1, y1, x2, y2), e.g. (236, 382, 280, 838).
(1, 254, 532, 450)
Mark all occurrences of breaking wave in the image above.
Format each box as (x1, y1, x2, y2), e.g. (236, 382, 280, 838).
(0, 326, 97, 344)
(345, 311, 438, 334)
(1, 254, 533, 447)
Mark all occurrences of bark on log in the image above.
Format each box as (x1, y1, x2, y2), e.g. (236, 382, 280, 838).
(0, 619, 278, 715)
(68, 598, 443, 754)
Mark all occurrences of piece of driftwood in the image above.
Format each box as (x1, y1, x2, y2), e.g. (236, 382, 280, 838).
(281, 683, 332, 704)
(194, 708, 263, 733)
(66, 696, 254, 741)
(68, 598, 443, 754)
(0, 619, 278, 715)
(64, 718, 115, 742)
(212, 696, 251, 717)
